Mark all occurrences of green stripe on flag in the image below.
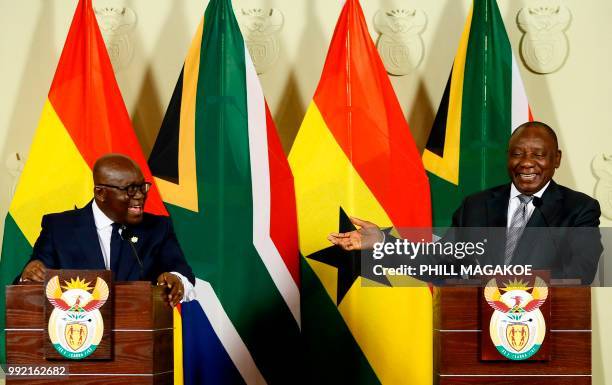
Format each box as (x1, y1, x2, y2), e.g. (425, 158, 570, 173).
(164, 0, 300, 382)
(0, 214, 33, 362)
(429, 0, 513, 227)
(429, 172, 466, 228)
(460, 0, 512, 191)
(301, 257, 380, 384)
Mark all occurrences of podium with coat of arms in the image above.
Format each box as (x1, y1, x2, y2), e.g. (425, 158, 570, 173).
(434, 275, 591, 385)
(4, 270, 174, 385)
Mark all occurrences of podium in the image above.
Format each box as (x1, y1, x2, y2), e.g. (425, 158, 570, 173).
(5, 281, 173, 385)
(434, 285, 591, 385)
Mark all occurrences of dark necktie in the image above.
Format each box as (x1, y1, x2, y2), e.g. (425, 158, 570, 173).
(110, 222, 123, 273)
(504, 194, 533, 265)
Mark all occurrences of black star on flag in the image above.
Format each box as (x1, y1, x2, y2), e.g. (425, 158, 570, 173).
(306, 207, 390, 305)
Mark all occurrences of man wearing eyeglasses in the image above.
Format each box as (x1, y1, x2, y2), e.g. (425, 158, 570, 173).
(18, 154, 194, 307)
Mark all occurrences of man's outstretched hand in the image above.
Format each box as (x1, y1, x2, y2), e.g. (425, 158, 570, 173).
(20, 260, 47, 282)
(327, 217, 384, 251)
(157, 272, 185, 308)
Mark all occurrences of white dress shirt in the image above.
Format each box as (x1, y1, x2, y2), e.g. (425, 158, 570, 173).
(92, 201, 194, 301)
(506, 181, 550, 228)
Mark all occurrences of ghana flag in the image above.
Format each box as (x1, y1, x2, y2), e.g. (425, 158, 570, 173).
(148, 0, 300, 383)
(288, 0, 433, 384)
(0, 0, 166, 362)
(423, 0, 532, 227)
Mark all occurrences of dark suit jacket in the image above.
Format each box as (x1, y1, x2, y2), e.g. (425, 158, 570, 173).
(447, 180, 602, 283)
(21, 201, 195, 284)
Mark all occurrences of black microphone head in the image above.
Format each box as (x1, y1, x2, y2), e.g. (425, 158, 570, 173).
(532, 196, 543, 207)
(119, 225, 129, 240)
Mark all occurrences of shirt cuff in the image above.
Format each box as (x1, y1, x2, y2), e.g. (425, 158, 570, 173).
(170, 272, 196, 302)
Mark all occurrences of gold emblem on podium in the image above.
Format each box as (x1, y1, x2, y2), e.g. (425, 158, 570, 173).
(484, 277, 548, 360)
(65, 322, 88, 351)
(46, 276, 108, 359)
(505, 323, 529, 352)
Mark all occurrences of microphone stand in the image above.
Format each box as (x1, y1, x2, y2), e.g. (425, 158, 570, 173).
(120, 225, 144, 281)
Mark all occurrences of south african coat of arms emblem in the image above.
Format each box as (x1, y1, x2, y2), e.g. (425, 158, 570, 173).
(484, 277, 548, 360)
(46, 276, 109, 359)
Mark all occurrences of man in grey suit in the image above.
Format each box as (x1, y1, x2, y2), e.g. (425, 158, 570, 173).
(329, 121, 603, 284)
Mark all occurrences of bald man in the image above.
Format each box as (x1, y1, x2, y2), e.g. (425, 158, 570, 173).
(19, 154, 194, 306)
(329, 122, 603, 284)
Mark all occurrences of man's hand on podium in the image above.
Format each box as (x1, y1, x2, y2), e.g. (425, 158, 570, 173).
(20, 260, 47, 282)
(157, 272, 184, 307)
(20, 261, 185, 307)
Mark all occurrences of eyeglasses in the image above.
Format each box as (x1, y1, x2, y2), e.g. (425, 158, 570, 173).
(96, 182, 152, 197)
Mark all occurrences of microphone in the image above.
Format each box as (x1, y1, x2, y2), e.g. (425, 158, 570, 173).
(532, 196, 543, 209)
(120, 225, 144, 280)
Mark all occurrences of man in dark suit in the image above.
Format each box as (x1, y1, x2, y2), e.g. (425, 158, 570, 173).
(18, 154, 194, 306)
(329, 121, 603, 284)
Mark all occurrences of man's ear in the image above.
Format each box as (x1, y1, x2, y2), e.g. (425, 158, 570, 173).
(94, 186, 106, 202)
(555, 149, 562, 168)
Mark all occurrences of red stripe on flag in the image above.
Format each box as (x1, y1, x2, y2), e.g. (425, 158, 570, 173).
(528, 106, 534, 122)
(313, 0, 431, 230)
(266, 104, 300, 285)
(47, 0, 167, 215)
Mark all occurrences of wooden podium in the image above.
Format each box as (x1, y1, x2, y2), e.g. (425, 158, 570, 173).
(5, 281, 174, 385)
(434, 284, 591, 385)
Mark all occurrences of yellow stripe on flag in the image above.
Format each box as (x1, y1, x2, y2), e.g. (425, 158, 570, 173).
(154, 18, 203, 212)
(289, 102, 392, 258)
(173, 307, 184, 385)
(339, 279, 432, 385)
(289, 102, 432, 384)
(9, 100, 93, 244)
(422, 6, 473, 185)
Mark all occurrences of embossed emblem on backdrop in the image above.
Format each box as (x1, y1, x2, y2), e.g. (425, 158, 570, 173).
(44, 270, 113, 360)
(481, 276, 550, 361)
(593, 154, 612, 220)
(373, 8, 427, 76)
(517, 3, 571, 74)
(239, 8, 284, 74)
(94, 6, 137, 72)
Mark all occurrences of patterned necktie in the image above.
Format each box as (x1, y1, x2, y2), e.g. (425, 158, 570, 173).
(110, 222, 123, 272)
(504, 194, 533, 265)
